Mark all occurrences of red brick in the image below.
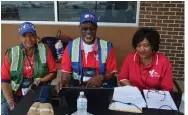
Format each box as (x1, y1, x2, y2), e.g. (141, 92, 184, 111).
(170, 8, 182, 12)
(164, 12, 175, 15)
(157, 23, 168, 27)
(158, 1, 170, 3)
(169, 16, 181, 20)
(151, 19, 162, 23)
(176, 61, 184, 64)
(177, 4, 184, 8)
(158, 8, 170, 11)
(139, 19, 150, 22)
(146, 7, 158, 11)
(152, 3, 163, 7)
(158, 16, 169, 19)
(140, 7, 146, 11)
(146, 1, 159, 3)
(179, 32, 184, 35)
(176, 54, 184, 57)
(166, 39, 177, 42)
(153, 27, 161, 31)
(140, 11, 151, 14)
(177, 47, 184, 50)
(139, 15, 145, 18)
(174, 28, 184, 31)
(175, 20, 184, 24)
(139, 23, 145, 26)
(168, 24, 180, 27)
(145, 23, 156, 26)
(164, 4, 176, 7)
(178, 40, 184, 43)
(165, 46, 176, 49)
(170, 50, 181, 53)
(180, 24, 184, 27)
(152, 11, 164, 15)
(172, 43, 183, 47)
(170, 1, 183, 3)
(163, 20, 174, 23)
(159, 46, 165, 49)
(159, 50, 170, 53)
(161, 42, 171, 46)
(181, 8, 184, 12)
(140, 2, 151, 7)
(173, 35, 184, 39)
(162, 27, 173, 31)
(169, 57, 180, 61)
(168, 31, 179, 35)
(158, 30, 167, 34)
(145, 15, 156, 19)
(161, 35, 172, 39)
(176, 12, 184, 15)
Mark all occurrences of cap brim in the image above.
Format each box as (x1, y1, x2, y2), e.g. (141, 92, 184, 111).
(20, 29, 36, 36)
(80, 19, 97, 25)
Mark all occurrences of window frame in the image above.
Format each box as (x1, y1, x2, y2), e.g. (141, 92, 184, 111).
(1, 1, 140, 27)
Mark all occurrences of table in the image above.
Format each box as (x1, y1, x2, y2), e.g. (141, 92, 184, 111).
(9, 85, 183, 115)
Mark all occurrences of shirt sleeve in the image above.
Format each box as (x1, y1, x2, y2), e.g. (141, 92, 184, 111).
(47, 48, 57, 73)
(160, 59, 173, 91)
(61, 46, 72, 73)
(118, 55, 130, 81)
(105, 47, 117, 74)
(1, 53, 11, 82)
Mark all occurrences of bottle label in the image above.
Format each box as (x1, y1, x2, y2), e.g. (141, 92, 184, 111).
(77, 102, 87, 109)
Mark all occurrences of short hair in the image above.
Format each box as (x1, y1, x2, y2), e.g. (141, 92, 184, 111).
(132, 27, 160, 51)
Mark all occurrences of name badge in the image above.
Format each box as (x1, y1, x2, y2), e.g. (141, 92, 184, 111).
(82, 68, 96, 82)
(22, 88, 29, 95)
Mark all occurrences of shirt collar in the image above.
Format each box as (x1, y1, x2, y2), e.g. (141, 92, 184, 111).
(81, 37, 98, 51)
(134, 51, 158, 65)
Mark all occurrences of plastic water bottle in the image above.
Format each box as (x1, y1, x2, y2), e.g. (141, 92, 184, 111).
(77, 91, 87, 115)
(179, 93, 184, 114)
(55, 40, 63, 59)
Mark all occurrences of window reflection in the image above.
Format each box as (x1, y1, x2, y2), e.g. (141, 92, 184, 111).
(1, 1, 54, 21)
(58, 1, 137, 23)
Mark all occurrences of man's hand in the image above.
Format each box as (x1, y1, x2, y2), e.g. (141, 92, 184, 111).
(86, 75, 104, 88)
(55, 80, 68, 93)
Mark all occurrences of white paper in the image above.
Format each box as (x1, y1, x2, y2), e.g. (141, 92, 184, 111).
(22, 87, 30, 95)
(143, 89, 178, 110)
(110, 86, 146, 111)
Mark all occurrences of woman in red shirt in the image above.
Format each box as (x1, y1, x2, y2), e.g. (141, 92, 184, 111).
(118, 27, 173, 91)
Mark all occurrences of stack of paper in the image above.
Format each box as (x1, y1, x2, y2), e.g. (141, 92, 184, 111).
(109, 86, 146, 113)
(143, 89, 177, 110)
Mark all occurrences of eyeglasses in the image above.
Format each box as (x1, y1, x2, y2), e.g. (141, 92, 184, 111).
(147, 90, 166, 101)
(81, 27, 96, 32)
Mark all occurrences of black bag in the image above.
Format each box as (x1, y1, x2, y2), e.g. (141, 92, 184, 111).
(39, 30, 72, 60)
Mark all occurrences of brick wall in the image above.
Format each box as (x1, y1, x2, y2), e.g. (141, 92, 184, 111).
(139, 1, 184, 80)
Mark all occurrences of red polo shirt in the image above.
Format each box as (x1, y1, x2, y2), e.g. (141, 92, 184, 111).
(61, 39, 117, 75)
(118, 51, 173, 91)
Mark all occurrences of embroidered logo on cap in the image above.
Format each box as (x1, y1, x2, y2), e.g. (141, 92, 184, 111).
(84, 14, 94, 19)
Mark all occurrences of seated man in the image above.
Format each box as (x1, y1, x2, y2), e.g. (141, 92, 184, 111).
(56, 11, 117, 92)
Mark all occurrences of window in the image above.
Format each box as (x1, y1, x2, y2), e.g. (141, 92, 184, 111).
(58, 1, 137, 23)
(1, 1, 139, 26)
(1, 1, 54, 21)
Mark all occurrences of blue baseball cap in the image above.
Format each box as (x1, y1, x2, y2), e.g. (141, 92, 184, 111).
(19, 22, 36, 36)
(80, 11, 98, 25)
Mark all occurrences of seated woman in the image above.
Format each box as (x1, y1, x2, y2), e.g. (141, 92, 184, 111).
(1, 22, 57, 114)
(118, 27, 173, 91)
